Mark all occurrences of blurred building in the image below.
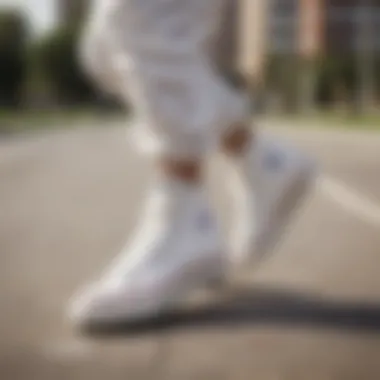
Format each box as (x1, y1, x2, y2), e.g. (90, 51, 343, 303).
(214, 0, 241, 84)
(239, 0, 380, 110)
(241, 0, 379, 72)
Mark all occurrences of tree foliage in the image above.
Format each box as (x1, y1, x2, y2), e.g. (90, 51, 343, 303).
(0, 11, 28, 107)
(29, 23, 96, 105)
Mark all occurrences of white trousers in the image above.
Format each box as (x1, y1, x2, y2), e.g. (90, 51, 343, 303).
(80, 0, 249, 160)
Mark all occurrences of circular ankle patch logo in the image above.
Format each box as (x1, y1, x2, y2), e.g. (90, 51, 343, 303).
(264, 150, 283, 171)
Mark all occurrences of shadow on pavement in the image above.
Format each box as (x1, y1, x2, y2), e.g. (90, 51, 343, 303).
(81, 286, 380, 339)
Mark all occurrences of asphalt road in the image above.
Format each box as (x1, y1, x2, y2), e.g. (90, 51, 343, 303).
(1, 121, 380, 380)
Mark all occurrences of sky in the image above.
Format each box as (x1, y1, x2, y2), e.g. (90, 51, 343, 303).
(0, 0, 56, 34)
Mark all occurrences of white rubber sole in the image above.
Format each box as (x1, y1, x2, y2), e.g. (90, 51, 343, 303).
(70, 251, 226, 328)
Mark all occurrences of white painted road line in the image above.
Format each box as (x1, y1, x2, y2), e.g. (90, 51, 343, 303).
(319, 176, 380, 228)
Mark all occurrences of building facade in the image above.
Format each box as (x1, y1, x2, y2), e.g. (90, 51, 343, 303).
(238, 0, 380, 109)
(240, 0, 380, 72)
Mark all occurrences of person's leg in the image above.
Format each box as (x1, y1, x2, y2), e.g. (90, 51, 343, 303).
(69, 0, 244, 325)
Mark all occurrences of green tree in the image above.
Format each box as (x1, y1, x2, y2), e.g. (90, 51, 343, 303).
(30, 23, 96, 105)
(315, 55, 358, 109)
(0, 11, 28, 107)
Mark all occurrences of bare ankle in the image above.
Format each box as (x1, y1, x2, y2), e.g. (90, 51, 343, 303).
(159, 157, 203, 184)
(222, 123, 254, 157)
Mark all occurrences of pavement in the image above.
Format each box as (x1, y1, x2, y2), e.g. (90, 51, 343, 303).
(1, 121, 380, 380)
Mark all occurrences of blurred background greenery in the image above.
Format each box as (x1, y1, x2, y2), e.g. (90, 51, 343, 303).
(0, 0, 379, 134)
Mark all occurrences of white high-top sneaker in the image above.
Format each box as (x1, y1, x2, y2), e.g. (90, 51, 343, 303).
(69, 177, 226, 326)
(228, 134, 317, 268)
